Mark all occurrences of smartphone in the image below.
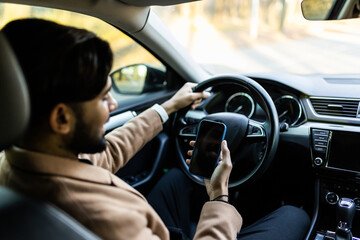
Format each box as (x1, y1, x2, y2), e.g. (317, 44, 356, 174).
(189, 119, 227, 179)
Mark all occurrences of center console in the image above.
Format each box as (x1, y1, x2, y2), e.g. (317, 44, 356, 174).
(310, 128, 360, 240)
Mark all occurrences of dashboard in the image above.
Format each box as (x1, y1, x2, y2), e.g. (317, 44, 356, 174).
(245, 73, 360, 176)
(192, 72, 360, 212)
(244, 73, 360, 238)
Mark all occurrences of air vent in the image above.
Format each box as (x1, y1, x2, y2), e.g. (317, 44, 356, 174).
(310, 98, 360, 118)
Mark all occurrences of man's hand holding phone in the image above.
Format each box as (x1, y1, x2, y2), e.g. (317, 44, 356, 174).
(186, 139, 233, 201)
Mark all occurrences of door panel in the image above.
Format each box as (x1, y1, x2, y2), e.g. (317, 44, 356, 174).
(115, 133, 169, 193)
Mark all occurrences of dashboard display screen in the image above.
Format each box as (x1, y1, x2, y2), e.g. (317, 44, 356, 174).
(327, 131, 360, 172)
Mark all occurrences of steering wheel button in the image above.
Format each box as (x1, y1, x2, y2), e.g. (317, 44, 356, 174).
(247, 125, 253, 134)
(252, 126, 261, 134)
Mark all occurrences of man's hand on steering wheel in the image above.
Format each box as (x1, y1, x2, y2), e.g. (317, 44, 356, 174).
(161, 82, 210, 115)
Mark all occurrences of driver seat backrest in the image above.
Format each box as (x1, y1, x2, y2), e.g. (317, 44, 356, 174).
(0, 31, 101, 240)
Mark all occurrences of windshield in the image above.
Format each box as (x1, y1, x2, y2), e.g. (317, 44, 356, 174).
(153, 1, 360, 75)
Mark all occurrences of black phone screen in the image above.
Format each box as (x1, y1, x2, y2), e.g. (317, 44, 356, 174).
(189, 120, 226, 179)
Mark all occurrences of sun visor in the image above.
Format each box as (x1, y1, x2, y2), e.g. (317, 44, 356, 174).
(118, 0, 199, 6)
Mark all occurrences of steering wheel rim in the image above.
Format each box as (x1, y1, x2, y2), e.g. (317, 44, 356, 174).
(174, 74, 279, 188)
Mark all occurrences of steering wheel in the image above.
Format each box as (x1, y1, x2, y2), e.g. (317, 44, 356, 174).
(174, 75, 279, 188)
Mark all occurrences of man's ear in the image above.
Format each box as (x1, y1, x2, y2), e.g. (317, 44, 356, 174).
(49, 103, 73, 134)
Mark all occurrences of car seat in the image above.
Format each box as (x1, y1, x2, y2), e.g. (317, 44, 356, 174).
(0, 31, 101, 240)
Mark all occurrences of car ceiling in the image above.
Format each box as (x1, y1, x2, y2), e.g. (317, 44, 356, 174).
(0, 0, 196, 33)
(119, 0, 199, 6)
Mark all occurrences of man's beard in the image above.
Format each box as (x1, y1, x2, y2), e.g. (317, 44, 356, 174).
(67, 115, 107, 155)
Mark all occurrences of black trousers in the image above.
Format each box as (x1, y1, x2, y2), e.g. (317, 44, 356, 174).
(147, 168, 310, 240)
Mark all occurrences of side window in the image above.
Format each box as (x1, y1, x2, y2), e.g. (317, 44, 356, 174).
(0, 3, 166, 100)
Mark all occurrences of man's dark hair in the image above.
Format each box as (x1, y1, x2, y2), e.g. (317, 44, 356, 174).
(2, 18, 113, 126)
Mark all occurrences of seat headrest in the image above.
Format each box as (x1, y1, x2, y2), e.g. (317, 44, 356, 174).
(0, 32, 30, 148)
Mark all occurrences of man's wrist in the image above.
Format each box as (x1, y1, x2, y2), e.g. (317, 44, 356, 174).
(160, 101, 175, 116)
(151, 104, 169, 124)
(209, 186, 228, 201)
(211, 194, 229, 202)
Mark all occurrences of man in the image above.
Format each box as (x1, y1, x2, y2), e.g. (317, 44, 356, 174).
(0, 19, 309, 240)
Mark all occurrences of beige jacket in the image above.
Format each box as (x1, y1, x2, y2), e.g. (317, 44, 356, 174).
(0, 108, 242, 240)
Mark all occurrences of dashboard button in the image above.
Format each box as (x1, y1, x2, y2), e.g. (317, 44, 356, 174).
(353, 198, 360, 211)
(314, 140, 327, 147)
(314, 146, 326, 153)
(313, 129, 330, 136)
(325, 192, 339, 205)
(314, 157, 323, 166)
(314, 135, 328, 141)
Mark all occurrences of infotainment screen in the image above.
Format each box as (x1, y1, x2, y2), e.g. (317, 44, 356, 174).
(327, 130, 360, 172)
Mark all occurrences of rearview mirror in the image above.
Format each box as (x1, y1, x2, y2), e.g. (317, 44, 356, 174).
(110, 64, 166, 94)
(301, 0, 360, 20)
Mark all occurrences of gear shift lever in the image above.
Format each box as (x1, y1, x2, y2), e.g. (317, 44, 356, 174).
(335, 198, 356, 240)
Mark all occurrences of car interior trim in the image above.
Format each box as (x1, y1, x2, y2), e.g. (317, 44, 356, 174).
(131, 133, 168, 188)
(1, 0, 151, 33)
(305, 178, 320, 240)
(105, 111, 137, 131)
(117, 133, 169, 188)
(131, 10, 210, 83)
(117, 0, 199, 6)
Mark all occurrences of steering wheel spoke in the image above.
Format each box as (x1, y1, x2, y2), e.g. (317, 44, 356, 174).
(185, 110, 207, 123)
(246, 120, 266, 139)
(178, 110, 208, 137)
(178, 124, 197, 138)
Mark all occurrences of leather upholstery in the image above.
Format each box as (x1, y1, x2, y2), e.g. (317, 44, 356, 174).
(0, 32, 29, 149)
